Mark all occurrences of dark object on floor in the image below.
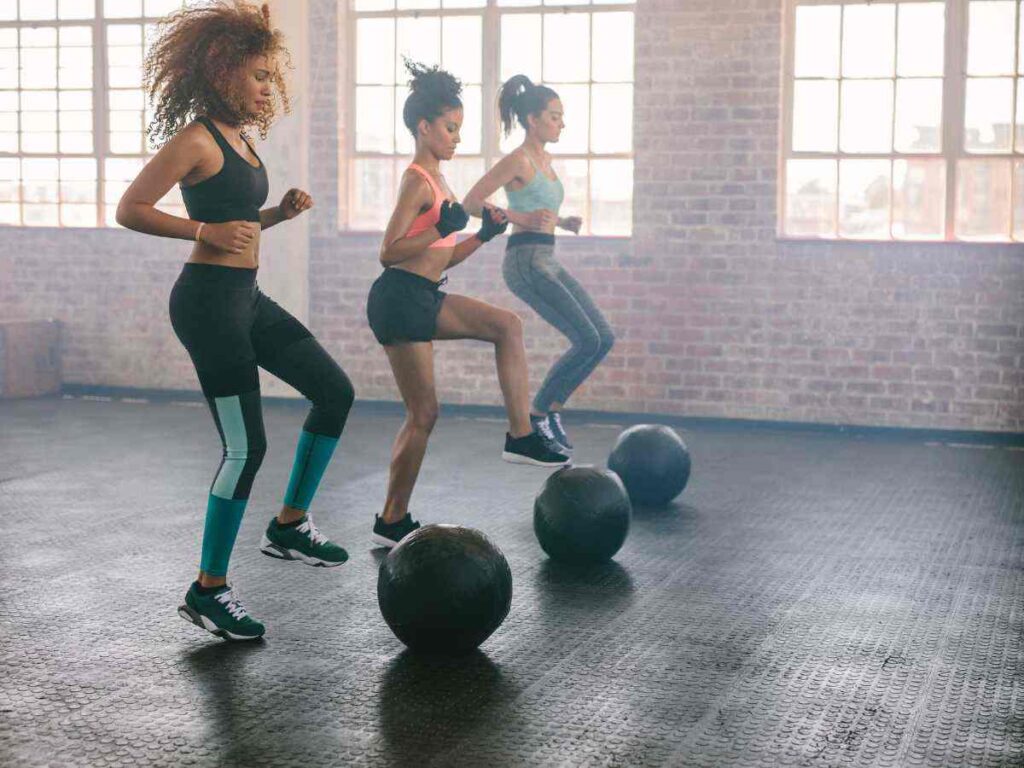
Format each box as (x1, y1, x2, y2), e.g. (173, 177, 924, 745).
(377, 524, 513, 654)
(534, 466, 632, 564)
(608, 424, 691, 506)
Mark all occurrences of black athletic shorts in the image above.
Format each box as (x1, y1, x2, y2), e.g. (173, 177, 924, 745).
(366, 267, 447, 346)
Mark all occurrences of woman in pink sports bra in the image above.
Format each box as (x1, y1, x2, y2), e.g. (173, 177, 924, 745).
(365, 61, 570, 549)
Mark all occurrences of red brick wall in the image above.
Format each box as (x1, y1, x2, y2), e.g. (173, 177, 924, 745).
(0, 0, 1020, 432)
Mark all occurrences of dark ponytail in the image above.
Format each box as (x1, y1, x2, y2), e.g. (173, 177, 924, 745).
(498, 74, 559, 137)
(401, 58, 463, 137)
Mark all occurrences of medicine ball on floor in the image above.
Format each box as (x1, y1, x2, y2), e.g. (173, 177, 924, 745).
(607, 424, 691, 506)
(377, 524, 512, 655)
(534, 466, 632, 564)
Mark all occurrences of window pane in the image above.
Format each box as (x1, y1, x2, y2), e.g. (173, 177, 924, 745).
(22, 158, 58, 203)
(106, 25, 141, 46)
(590, 84, 631, 153)
(21, 0, 57, 20)
(501, 14, 541, 82)
(24, 204, 59, 225)
(357, 86, 395, 153)
(893, 159, 944, 238)
(395, 85, 413, 155)
(0, 2, 15, 21)
(444, 156, 485, 202)
(785, 159, 837, 237)
(0, 50, 16, 89)
(547, 83, 588, 154)
(351, 157, 395, 230)
(592, 12, 633, 82)
(1014, 160, 1024, 239)
(355, 0, 394, 9)
(110, 131, 142, 153)
(145, 0, 184, 14)
(443, 0, 485, 6)
(544, 13, 589, 82)
(396, 17, 440, 81)
(103, 0, 142, 17)
(22, 47, 57, 89)
(357, 18, 394, 85)
(842, 4, 895, 78)
(459, 84, 482, 154)
(442, 16, 481, 84)
(60, 132, 91, 152)
(794, 5, 840, 78)
(840, 80, 893, 153)
(967, 0, 1016, 76)
(1017, 80, 1024, 151)
(897, 2, 944, 77)
(894, 78, 942, 153)
(839, 159, 890, 238)
(590, 158, 631, 236)
(0, 157, 18, 203)
(964, 77, 1013, 152)
(956, 159, 1011, 238)
(792, 80, 838, 152)
(398, 0, 439, 8)
(59, 0, 95, 19)
(61, 202, 94, 226)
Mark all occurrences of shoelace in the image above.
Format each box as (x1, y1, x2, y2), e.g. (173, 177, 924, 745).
(214, 589, 249, 620)
(534, 418, 557, 443)
(549, 412, 566, 438)
(297, 516, 328, 546)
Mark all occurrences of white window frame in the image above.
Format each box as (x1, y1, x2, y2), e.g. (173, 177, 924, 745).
(344, 0, 636, 235)
(780, 0, 1023, 242)
(0, 1, 186, 227)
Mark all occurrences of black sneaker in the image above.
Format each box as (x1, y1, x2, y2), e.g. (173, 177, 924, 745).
(502, 431, 571, 467)
(547, 412, 573, 451)
(530, 413, 569, 453)
(372, 514, 421, 549)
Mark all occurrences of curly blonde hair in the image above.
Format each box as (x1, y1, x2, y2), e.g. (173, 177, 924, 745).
(144, 1, 291, 145)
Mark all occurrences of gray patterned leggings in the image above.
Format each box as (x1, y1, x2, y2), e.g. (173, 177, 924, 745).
(503, 240, 615, 413)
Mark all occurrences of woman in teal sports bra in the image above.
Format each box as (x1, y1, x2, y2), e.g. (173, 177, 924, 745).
(463, 75, 615, 452)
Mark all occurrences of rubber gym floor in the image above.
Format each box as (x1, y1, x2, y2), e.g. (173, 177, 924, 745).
(1, 395, 1021, 767)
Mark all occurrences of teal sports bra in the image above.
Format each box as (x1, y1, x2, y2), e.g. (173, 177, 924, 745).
(506, 151, 564, 214)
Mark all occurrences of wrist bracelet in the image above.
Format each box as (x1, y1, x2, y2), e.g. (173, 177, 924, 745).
(194, 222, 205, 242)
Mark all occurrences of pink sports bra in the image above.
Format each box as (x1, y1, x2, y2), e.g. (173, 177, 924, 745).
(404, 163, 457, 249)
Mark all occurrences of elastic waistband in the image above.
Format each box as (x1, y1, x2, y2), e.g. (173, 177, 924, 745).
(507, 232, 555, 248)
(380, 267, 447, 290)
(177, 262, 257, 288)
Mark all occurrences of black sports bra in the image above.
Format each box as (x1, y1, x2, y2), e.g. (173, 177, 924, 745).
(181, 116, 268, 224)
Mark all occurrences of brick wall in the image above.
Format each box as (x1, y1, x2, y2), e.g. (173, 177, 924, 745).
(0, 0, 1021, 431)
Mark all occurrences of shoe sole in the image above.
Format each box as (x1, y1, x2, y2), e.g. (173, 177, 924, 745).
(501, 451, 572, 468)
(177, 604, 263, 642)
(371, 532, 402, 549)
(259, 535, 348, 567)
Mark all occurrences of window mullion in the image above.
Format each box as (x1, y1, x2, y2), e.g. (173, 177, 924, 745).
(482, 0, 499, 168)
(94, 7, 108, 228)
(944, 0, 967, 240)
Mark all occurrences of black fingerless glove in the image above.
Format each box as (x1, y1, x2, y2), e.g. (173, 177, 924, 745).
(435, 200, 470, 238)
(476, 207, 509, 243)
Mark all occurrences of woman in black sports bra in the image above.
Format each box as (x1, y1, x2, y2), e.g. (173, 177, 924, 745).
(116, 2, 353, 642)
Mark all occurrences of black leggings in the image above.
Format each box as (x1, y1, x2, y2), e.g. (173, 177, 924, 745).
(169, 263, 354, 502)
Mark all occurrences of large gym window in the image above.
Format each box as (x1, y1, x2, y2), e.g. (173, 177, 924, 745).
(347, 0, 635, 236)
(0, 0, 189, 228)
(782, 0, 1024, 241)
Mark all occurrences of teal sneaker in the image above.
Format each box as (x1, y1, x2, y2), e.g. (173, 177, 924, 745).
(259, 515, 349, 567)
(178, 583, 265, 641)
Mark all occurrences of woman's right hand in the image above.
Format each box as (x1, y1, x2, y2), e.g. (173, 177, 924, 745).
(519, 208, 558, 231)
(198, 221, 259, 254)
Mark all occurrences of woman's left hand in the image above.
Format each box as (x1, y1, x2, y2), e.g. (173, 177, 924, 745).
(280, 188, 314, 220)
(559, 215, 583, 234)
